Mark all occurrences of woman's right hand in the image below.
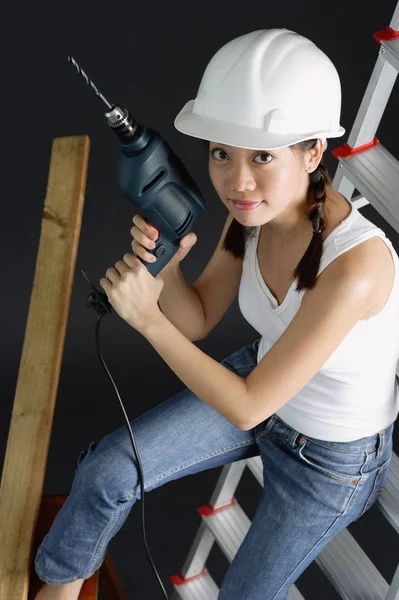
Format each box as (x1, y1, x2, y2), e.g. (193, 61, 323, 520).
(130, 214, 197, 276)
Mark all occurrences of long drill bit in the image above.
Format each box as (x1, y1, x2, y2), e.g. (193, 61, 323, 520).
(68, 56, 113, 110)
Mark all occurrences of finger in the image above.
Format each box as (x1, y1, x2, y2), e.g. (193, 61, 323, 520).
(131, 240, 157, 263)
(105, 267, 118, 282)
(99, 277, 110, 290)
(131, 217, 159, 241)
(115, 260, 130, 274)
(122, 253, 138, 267)
(130, 225, 157, 249)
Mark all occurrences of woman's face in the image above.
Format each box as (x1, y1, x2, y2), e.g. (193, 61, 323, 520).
(208, 141, 322, 238)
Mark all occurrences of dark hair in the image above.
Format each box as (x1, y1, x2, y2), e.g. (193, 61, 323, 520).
(201, 139, 332, 292)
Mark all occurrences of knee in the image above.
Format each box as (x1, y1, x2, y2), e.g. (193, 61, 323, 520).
(75, 438, 139, 504)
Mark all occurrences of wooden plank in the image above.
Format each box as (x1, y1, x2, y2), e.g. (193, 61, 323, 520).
(0, 136, 90, 600)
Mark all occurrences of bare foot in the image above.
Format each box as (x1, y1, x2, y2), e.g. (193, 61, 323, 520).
(34, 579, 85, 600)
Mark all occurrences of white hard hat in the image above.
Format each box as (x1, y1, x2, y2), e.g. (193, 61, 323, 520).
(174, 29, 345, 152)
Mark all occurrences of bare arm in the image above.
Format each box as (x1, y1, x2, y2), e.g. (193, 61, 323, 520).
(158, 266, 206, 342)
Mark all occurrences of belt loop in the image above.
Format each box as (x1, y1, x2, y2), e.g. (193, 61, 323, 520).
(265, 415, 276, 433)
(376, 430, 385, 459)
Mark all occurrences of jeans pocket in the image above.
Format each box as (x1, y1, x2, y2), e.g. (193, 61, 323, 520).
(220, 340, 259, 378)
(297, 438, 365, 484)
(356, 454, 392, 519)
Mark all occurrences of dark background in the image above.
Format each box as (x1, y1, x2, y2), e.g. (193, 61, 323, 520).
(1, 1, 399, 598)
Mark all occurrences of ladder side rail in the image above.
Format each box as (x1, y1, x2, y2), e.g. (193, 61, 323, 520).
(389, 1, 399, 29)
(385, 560, 399, 600)
(346, 52, 397, 149)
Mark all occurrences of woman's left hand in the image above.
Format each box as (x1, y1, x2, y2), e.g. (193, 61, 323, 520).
(99, 253, 164, 333)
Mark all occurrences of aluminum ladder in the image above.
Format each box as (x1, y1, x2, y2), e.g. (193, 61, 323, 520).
(168, 5, 399, 599)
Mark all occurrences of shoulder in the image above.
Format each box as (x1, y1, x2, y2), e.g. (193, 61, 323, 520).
(303, 233, 394, 317)
(334, 234, 394, 293)
(334, 234, 391, 278)
(322, 192, 393, 291)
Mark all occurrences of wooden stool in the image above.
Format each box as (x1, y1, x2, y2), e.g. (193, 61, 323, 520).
(28, 495, 129, 600)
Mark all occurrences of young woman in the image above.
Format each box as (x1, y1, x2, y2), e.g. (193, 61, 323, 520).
(34, 29, 398, 600)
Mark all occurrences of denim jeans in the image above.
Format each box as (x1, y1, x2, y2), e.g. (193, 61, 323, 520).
(35, 338, 395, 600)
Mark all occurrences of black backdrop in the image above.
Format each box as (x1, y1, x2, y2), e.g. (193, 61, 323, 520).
(1, 1, 399, 598)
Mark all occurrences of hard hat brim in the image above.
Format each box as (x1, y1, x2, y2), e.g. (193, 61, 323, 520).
(174, 100, 345, 151)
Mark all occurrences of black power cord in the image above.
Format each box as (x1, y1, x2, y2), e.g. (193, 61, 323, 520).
(81, 269, 169, 599)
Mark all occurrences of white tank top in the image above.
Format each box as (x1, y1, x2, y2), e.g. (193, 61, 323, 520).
(238, 198, 399, 441)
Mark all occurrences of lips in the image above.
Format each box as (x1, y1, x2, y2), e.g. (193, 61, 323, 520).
(230, 198, 262, 204)
(231, 200, 263, 211)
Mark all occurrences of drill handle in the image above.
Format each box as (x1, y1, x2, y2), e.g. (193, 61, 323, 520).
(136, 224, 180, 277)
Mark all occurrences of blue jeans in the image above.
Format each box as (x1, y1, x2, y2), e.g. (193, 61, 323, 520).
(35, 338, 395, 600)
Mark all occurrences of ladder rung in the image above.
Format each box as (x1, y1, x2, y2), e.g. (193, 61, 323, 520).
(198, 497, 250, 563)
(377, 451, 399, 533)
(336, 142, 399, 233)
(170, 567, 219, 600)
(315, 528, 389, 599)
(199, 498, 306, 599)
(170, 564, 307, 600)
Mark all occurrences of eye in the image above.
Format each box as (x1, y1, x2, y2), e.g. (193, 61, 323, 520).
(210, 148, 272, 164)
(210, 148, 229, 161)
(254, 153, 273, 164)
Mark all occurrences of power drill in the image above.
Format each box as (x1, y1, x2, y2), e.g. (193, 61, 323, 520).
(68, 56, 206, 285)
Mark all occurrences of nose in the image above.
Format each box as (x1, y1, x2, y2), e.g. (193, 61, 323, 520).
(229, 162, 256, 193)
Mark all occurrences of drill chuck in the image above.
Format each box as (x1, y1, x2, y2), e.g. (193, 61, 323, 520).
(104, 105, 139, 140)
